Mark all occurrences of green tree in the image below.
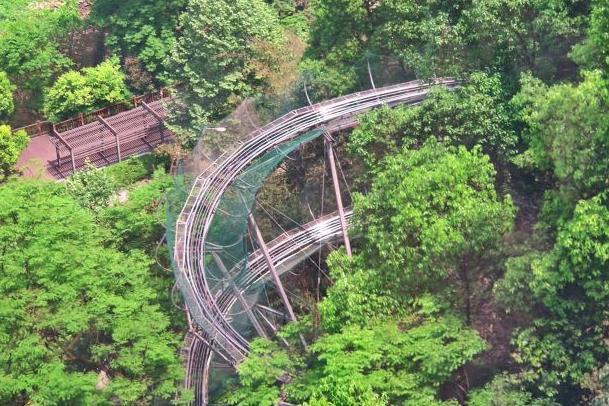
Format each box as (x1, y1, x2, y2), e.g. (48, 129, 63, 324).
(512, 70, 609, 222)
(168, 0, 283, 144)
(0, 3, 78, 102)
(43, 59, 131, 121)
(0, 71, 15, 120)
(574, 0, 609, 69)
(0, 125, 28, 179)
(228, 303, 486, 405)
(99, 168, 173, 253)
(500, 193, 609, 400)
(352, 139, 514, 323)
(65, 162, 115, 212)
(226, 339, 300, 406)
(348, 73, 516, 172)
(304, 0, 586, 89)
(468, 374, 548, 406)
(0, 180, 184, 404)
(294, 315, 485, 405)
(318, 250, 402, 333)
(91, 0, 187, 87)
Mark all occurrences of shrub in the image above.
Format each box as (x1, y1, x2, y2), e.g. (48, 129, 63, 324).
(0, 125, 28, 179)
(43, 59, 131, 121)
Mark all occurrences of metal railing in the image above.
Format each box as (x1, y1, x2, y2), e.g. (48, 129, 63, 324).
(183, 211, 352, 405)
(173, 78, 458, 364)
(12, 87, 171, 137)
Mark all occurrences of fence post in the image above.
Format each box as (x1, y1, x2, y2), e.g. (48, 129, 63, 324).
(36, 121, 42, 137)
(79, 113, 85, 126)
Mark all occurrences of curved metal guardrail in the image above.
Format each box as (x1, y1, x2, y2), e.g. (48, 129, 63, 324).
(183, 211, 352, 404)
(173, 78, 458, 365)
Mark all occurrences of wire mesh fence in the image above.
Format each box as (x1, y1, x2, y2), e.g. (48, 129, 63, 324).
(164, 53, 452, 404)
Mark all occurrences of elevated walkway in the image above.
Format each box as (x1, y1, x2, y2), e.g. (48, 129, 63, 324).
(16, 92, 170, 179)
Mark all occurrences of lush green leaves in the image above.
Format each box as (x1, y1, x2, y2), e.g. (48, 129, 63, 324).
(468, 374, 548, 406)
(65, 162, 115, 212)
(318, 250, 401, 333)
(226, 339, 299, 406)
(353, 139, 514, 311)
(43, 59, 131, 121)
(514, 70, 609, 197)
(0, 180, 183, 404)
(0, 2, 78, 98)
(0, 72, 15, 120)
(505, 194, 609, 398)
(349, 73, 516, 171)
(0, 125, 28, 178)
(99, 168, 173, 253)
(168, 0, 284, 143)
(229, 307, 485, 405)
(91, 0, 186, 88)
(304, 0, 586, 89)
(291, 314, 486, 405)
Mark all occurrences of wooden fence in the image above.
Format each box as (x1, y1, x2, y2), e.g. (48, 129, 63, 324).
(13, 87, 171, 138)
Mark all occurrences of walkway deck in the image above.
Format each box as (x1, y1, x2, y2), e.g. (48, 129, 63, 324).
(17, 99, 170, 179)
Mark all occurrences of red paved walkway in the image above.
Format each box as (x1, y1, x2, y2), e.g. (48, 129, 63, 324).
(17, 134, 57, 179)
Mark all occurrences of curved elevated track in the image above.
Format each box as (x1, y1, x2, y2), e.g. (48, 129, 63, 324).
(182, 211, 352, 404)
(173, 79, 458, 404)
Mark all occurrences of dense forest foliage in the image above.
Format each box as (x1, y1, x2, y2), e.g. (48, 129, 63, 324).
(2, 0, 609, 404)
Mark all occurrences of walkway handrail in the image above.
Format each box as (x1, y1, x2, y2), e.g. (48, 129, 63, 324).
(12, 87, 172, 138)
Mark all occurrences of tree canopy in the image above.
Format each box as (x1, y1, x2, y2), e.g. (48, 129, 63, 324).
(43, 59, 131, 122)
(0, 125, 28, 180)
(0, 72, 15, 120)
(0, 180, 183, 404)
(168, 0, 284, 143)
(0, 2, 78, 102)
(91, 0, 187, 89)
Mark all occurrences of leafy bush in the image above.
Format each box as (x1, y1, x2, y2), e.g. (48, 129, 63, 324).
(348, 73, 516, 172)
(102, 153, 169, 189)
(0, 180, 184, 404)
(0, 2, 78, 98)
(168, 0, 284, 144)
(43, 59, 131, 121)
(0, 125, 28, 179)
(65, 162, 114, 212)
(0, 72, 15, 120)
(98, 168, 173, 253)
(91, 0, 186, 86)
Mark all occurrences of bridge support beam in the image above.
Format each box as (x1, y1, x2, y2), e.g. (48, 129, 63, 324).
(141, 101, 165, 142)
(324, 133, 352, 257)
(249, 214, 307, 348)
(98, 116, 121, 162)
(52, 124, 76, 173)
(211, 252, 268, 339)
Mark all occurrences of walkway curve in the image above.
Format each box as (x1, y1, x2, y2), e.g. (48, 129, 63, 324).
(173, 78, 459, 367)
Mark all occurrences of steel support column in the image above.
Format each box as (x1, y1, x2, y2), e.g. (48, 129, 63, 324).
(324, 133, 352, 257)
(367, 58, 376, 89)
(211, 252, 268, 339)
(249, 214, 297, 322)
(98, 116, 121, 162)
(142, 101, 165, 142)
(249, 214, 307, 348)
